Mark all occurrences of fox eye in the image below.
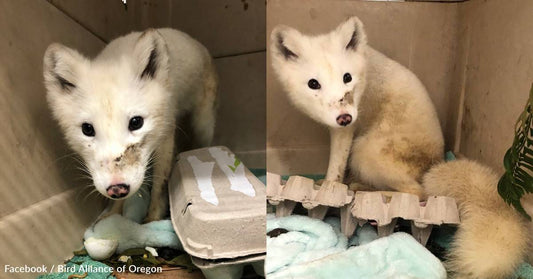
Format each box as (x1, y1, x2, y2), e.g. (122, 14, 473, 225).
(308, 79, 321, 90)
(81, 123, 95, 137)
(128, 116, 144, 131)
(343, 73, 352, 83)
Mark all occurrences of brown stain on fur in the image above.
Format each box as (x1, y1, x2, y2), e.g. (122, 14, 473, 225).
(122, 144, 141, 165)
(362, 92, 441, 181)
(355, 94, 404, 135)
(113, 142, 143, 170)
(381, 137, 441, 181)
(377, 94, 442, 181)
(379, 95, 408, 127)
(340, 91, 354, 105)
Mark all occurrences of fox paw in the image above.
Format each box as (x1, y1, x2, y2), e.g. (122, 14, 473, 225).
(143, 215, 160, 223)
(143, 204, 165, 223)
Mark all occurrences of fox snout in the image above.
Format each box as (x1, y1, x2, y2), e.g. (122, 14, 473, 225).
(89, 144, 146, 200)
(106, 183, 130, 199)
(336, 114, 352, 126)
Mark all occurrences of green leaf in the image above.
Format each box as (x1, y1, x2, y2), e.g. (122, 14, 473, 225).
(121, 248, 149, 256)
(498, 83, 533, 221)
(228, 158, 242, 173)
(164, 254, 197, 270)
(503, 148, 513, 171)
(141, 253, 162, 265)
(73, 248, 88, 256)
(498, 175, 513, 203)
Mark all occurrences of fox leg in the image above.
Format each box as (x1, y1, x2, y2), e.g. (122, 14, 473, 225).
(325, 127, 355, 182)
(144, 128, 175, 222)
(95, 199, 124, 223)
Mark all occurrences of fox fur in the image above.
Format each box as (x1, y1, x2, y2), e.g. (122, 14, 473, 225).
(43, 28, 217, 221)
(270, 17, 444, 198)
(423, 159, 530, 279)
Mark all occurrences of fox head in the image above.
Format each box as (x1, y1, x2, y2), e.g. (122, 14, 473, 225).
(43, 29, 172, 200)
(271, 16, 368, 128)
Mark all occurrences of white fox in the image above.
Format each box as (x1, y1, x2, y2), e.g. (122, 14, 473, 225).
(270, 17, 444, 198)
(43, 28, 217, 221)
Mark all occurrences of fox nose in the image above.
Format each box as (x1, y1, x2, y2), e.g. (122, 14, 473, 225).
(106, 183, 130, 199)
(336, 114, 352, 126)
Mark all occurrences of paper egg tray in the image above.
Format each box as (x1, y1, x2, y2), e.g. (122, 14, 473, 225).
(267, 172, 460, 246)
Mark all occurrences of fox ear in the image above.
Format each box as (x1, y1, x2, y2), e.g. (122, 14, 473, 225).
(133, 29, 169, 82)
(336, 16, 367, 51)
(270, 25, 301, 61)
(43, 43, 86, 93)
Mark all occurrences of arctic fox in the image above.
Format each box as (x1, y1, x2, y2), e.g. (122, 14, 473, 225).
(43, 28, 217, 221)
(423, 160, 530, 279)
(270, 17, 444, 197)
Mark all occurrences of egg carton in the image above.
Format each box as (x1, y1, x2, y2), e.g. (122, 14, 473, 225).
(267, 173, 353, 220)
(266, 172, 460, 246)
(169, 146, 266, 279)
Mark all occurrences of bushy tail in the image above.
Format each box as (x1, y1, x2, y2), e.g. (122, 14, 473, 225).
(422, 159, 530, 279)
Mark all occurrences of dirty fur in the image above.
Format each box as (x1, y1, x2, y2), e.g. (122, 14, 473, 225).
(43, 28, 217, 221)
(270, 17, 444, 197)
(423, 160, 530, 279)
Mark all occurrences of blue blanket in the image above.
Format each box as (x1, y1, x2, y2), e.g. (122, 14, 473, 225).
(267, 214, 446, 279)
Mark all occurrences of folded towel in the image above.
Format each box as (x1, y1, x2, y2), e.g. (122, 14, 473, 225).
(266, 214, 347, 274)
(84, 214, 181, 258)
(267, 214, 446, 279)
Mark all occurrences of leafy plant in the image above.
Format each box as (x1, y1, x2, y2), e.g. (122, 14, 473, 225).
(71, 247, 197, 271)
(498, 84, 533, 220)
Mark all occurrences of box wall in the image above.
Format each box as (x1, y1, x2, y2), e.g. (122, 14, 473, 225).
(454, 0, 533, 171)
(0, 1, 107, 277)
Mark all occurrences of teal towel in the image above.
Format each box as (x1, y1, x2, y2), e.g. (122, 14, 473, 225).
(512, 263, 533, 279)
(348, 223, 379, 246)
(84, 214, 182, 253)
(271, 232, 446, 279)
(267, 214, 446, 279)
(122, 182, 151, 223)
(250, 168, 267, 185)
(266, 214, 347, 274)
